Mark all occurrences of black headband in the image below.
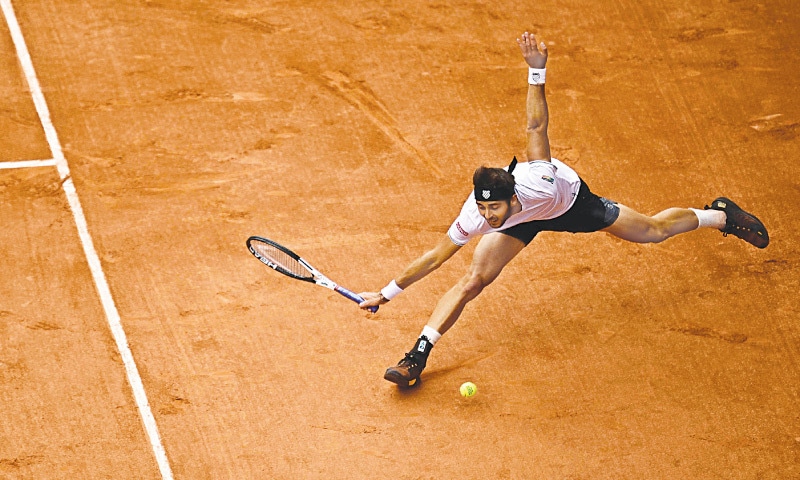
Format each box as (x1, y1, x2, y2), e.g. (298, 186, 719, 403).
(474, 185, 514, 201)
(473, 157, 518, 201)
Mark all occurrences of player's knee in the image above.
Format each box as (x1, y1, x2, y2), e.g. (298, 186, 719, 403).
(647, 220, 672, 243)
(460, 271, 491, 300)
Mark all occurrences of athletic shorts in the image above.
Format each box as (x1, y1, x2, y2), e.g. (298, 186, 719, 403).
(500, 179, 620, 245)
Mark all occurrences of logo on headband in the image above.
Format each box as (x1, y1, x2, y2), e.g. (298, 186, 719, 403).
(482, 190, 491, 199)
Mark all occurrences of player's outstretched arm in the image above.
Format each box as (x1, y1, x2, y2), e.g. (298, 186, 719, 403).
(517, 32, 551, 162)
(359, 235, 461, 310)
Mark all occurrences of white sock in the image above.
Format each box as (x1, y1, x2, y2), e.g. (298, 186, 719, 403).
(421, 326, 442, 345)
(690, 208, 725, 229)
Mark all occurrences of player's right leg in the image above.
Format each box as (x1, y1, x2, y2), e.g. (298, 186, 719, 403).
(384, 232, 527, 387)
(429, 231, 527, 335)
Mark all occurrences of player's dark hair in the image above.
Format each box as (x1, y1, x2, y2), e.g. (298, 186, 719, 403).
(473, 166, 516, 201)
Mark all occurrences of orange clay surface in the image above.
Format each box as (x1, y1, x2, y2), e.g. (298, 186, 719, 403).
(1, 1, 798, 478)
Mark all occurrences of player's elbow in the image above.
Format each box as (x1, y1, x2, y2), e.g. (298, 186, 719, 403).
(419, 250, 448, 274)
(424, 240, 460, 271)
(526, 122, 548, 136)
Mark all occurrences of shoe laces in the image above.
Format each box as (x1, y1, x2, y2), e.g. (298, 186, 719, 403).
(399, 352, 420, 368)
(723, 219, 757, 237)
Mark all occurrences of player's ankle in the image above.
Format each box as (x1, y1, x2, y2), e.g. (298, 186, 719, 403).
(690, 208, 725, 229)
(421, 326, 442, 344)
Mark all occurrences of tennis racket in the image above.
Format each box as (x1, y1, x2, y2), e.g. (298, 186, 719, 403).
(246, 236, 378, 313)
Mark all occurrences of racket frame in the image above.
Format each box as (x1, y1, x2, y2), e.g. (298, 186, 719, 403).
(246, 236, 377, 312)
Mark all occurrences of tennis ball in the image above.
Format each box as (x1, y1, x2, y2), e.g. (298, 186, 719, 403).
(460, 382, 477, 397)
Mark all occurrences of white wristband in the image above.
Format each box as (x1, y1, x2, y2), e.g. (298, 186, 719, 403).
(380, 280, 404, 301)
(528, 67, 546, 85)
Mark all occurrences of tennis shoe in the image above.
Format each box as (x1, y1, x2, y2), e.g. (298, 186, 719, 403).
(384, 336, 433, 387)
(705, 197, 769, 249)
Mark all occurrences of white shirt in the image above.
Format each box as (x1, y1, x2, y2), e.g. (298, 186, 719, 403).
(447, 159, 581, 246)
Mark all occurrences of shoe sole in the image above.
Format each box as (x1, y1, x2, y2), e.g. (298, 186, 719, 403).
(384, 369, 419, 387)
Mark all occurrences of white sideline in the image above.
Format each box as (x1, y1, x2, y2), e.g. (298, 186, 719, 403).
(0, 1, 174, 478)
(0, 159, 57, 169)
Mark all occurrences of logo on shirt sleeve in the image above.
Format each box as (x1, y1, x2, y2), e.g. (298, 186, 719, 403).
(456, 222, 468, 237)
(541, 175, 555, 184)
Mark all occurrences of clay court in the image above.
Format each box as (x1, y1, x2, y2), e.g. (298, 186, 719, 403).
(1, 0, 798, 478)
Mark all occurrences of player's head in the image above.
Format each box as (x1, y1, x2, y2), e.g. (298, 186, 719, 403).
(473, 166, 519, 228)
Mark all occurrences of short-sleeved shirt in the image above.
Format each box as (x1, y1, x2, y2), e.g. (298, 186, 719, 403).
(447, 158, 581, 246)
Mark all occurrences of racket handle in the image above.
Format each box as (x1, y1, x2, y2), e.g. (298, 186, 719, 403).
(335, 286, 379, 313)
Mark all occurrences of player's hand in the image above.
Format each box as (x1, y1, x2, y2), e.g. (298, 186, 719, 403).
(517, 31, 547, 69)
(358, 292, 388, 311)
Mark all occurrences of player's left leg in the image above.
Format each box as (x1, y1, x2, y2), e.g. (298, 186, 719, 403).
(602, 204, 711, 243)
(603, 198, 769, 248)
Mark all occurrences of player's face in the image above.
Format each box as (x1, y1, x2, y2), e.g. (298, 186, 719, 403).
(476, 199, 513, 228)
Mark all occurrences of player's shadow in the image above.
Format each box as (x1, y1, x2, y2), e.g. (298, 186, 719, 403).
(392, 379, 425, 397)
(389, 351, 495, 396)
(426, 350, 495, 379)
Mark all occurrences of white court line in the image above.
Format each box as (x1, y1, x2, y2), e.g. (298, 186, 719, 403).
(0, 158, 57, 169)
(0, 2, 174, 479)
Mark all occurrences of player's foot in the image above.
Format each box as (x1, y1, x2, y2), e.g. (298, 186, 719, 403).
(384, 336, 433, 387)
(705, 197, 769, 249)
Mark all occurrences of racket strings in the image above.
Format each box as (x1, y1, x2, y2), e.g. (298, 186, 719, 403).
(252, 243, 311, 279)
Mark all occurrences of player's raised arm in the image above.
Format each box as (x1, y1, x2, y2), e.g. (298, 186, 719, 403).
(517, 32, 551, 162)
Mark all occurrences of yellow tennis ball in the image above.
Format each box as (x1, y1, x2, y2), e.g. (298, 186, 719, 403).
(460, 382, 477, 397)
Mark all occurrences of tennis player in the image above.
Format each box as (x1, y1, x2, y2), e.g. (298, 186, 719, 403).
(359, 32, 769, 387)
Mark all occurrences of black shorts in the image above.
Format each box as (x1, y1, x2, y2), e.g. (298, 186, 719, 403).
(500, 179, 620, 245)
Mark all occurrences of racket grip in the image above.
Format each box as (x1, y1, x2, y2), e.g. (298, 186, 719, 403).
(335, 286, 379, 313)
